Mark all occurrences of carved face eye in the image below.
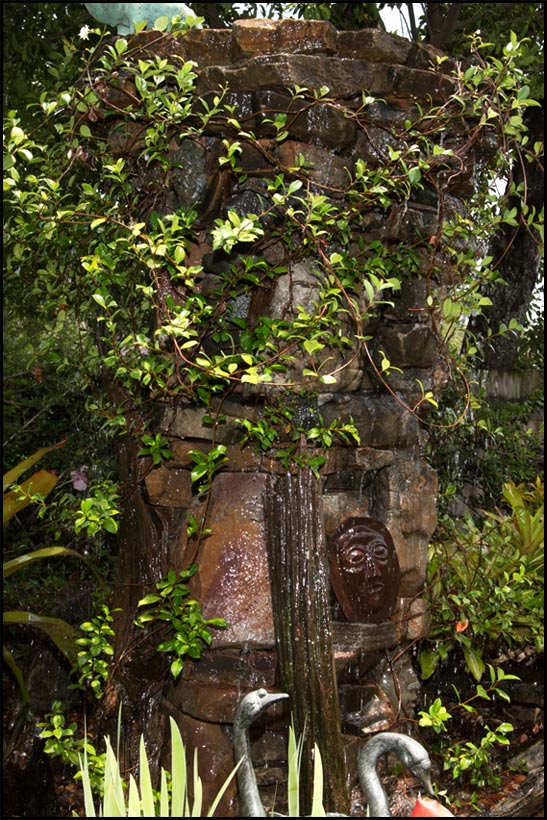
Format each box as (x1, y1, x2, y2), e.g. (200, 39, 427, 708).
(369, 539, 389, 564)
(339, 535, 389, 574)
(340, 544, 366, 572)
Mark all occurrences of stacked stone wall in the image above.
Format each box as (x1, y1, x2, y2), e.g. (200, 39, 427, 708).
(95, 19, 488, 814)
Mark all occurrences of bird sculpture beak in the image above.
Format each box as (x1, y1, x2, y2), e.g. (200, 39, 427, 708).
(414, 764, 434, 797)
(262, 691, 289, 709)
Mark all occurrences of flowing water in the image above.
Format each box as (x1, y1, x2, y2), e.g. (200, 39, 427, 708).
(265, 468, 350, 815)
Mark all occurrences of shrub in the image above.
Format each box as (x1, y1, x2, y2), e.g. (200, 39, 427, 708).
(419, 479, 544, 682)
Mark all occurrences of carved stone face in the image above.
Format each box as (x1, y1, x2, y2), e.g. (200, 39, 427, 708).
(329, 517, 400, 624)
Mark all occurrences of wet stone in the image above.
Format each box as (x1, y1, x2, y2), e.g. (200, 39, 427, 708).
(232, 18, 338, 60)
(377, 323, 439, 368)
(144, 465, 193, 507)
(194, 472, 275, 648)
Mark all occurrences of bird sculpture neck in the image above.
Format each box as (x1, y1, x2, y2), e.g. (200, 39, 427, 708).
(234, 739, 267, 818)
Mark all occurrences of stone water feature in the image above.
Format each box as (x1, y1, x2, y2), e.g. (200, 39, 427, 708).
(82, 14, 490, 816)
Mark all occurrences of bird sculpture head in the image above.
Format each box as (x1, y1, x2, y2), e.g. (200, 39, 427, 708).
(397, 737, 434, 796)
(236, 688, 289, 727)
(358, 732, 438, 817)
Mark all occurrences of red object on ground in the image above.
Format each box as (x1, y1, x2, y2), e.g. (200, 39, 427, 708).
(410, 796, 455, 816)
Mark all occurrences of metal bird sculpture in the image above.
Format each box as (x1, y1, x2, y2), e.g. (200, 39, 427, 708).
(233, 691, 452, 817)
(357, 732, 453, 817)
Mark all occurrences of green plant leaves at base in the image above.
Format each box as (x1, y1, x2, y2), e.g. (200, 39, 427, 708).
(79, 715, 242, 817)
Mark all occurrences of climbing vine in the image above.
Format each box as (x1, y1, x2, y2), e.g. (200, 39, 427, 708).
(3, 23, 543, 529)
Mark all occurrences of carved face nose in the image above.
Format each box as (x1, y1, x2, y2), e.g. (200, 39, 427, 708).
(364, 552, 381, 577)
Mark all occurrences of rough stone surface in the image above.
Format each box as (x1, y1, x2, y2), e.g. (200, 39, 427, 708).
(90, 19, 492, 814)
(192, 472, 275, 647)
(145, 466, 193, 507)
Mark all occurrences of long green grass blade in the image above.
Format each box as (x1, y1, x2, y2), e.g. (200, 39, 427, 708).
(287, 722, 304, 817)
(3, 546, 88, 578)
(78, 750, 97, 817)
(191, 749, 202, 817)
(128, 775, 142, 816)
(206, 757, 242, 818)
(159, 768, 170, 816)
(169, 716, 188, 816)
(139, 734, 156, 817)
(310, 743, 326, 817)
(103, 738, 126, 816)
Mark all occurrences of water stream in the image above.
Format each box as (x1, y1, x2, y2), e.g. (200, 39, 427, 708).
(265, 468, 350, 815)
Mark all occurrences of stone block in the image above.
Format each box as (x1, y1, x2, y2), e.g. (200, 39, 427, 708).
(144, 465, 193, 506)
(195, 55, 386, 99)
(377, 323, 439, 368)
(179, 27, 233, 66)
(232, 18, 338, 60)
(320, 394, 420, 449)
(336, 29, 412, 64)
(195, 472, 275, 647)
(160, 404, 242, 442)
(182, 648, 277, 686)
(276, 140, 352, 188)
(253, 90, 357, 151)
(393, 597, 431, 642)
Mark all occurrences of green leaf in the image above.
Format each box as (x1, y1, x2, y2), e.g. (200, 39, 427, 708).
(153, 16, 169, 32)
(462, 644, 485, 682)
(115, 38, 128, 55)
(418, 647, 438, 680)
(303, 339, 324, 356)
(3, 441, 67, 491)
(3, 546, 87, 578)
(3, 645, 31, 703)
(137, 593, 162, 606)
(3, 610, 79, 666)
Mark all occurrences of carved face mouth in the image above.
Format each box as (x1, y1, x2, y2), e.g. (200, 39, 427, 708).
(367, 581, 384, 596)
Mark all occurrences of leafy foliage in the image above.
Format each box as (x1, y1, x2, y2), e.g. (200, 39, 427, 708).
(134, 566, 227, 679)
(419, 479, 544, 682)
(3, 27, 541, 474)
(38, 700, 106, 795)
(418, 664, 520, 803)
(71, 604, 117, 699)
(3, 445, 90, 701)
(430, 384, 543, 514)
(2, 8, 543, 813)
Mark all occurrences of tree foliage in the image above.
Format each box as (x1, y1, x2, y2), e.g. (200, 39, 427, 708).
(3, 3, 543, 548)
